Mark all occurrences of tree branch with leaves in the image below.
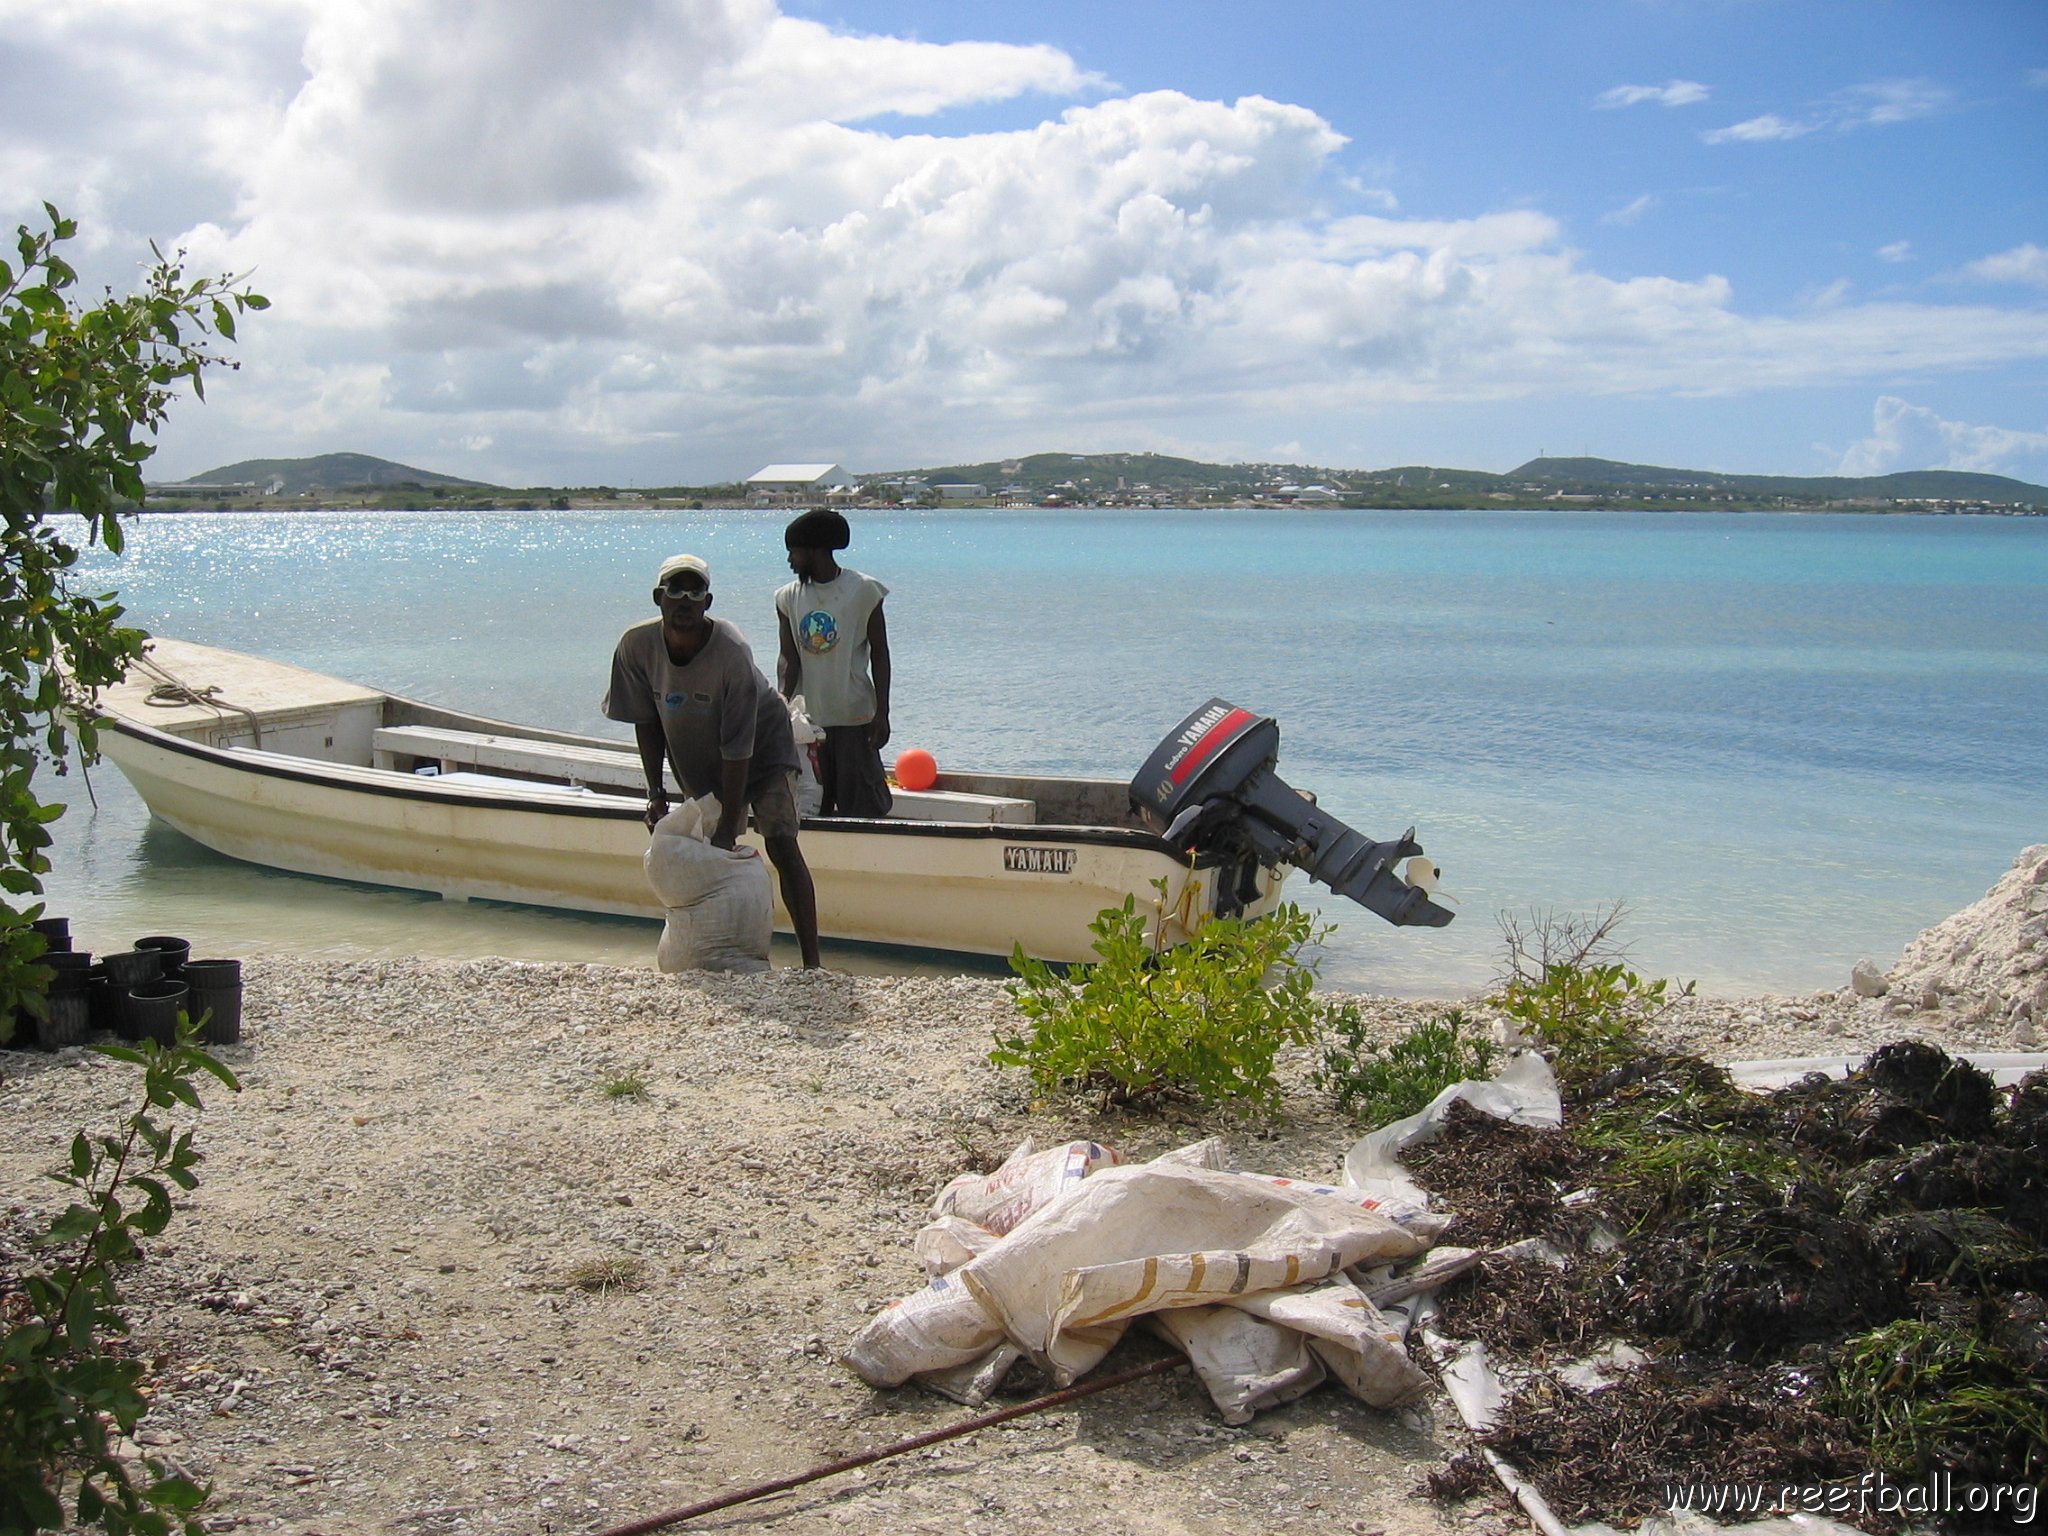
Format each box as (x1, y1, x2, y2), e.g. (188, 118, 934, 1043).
(0, 204, 265, 1039)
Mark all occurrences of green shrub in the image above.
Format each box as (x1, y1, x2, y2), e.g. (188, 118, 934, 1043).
(1315, 1006, 1498, 1125)
(1491, 960, 1675, 1078)
(1488, 905, 1691, 1082)
(1, 1015, 239, 1533)
(992, 886, 1326, 1111)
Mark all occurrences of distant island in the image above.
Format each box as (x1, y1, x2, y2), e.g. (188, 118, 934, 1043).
(142, 450, 2048, 515)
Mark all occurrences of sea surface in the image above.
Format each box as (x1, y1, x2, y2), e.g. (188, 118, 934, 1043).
(32, 506, 2048, 998)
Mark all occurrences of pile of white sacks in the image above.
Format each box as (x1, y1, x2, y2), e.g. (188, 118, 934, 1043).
(843, 1134, 1483, 1423)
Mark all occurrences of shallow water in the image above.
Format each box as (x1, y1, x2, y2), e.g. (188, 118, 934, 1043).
(34, 505, 2048, 996)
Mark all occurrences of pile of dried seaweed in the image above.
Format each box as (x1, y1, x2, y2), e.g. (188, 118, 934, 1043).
(1413, 1043, 2048, 1532)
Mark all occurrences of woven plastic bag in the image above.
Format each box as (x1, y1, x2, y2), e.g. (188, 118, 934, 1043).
(789, 697, 825, 816)
(931, 1138, 1122, 1237)
(957, 1161, 1429, 1383)
(644, 797, 773, 973)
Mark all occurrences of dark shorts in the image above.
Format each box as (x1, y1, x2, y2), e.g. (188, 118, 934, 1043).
(748, 770, 802, 840)
(817, 726, 893, 818)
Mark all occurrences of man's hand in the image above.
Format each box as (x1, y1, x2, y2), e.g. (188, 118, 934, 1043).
(708, 823, 739, 852)
(644, 790, 670, 831)
(869, 710, 891, 751)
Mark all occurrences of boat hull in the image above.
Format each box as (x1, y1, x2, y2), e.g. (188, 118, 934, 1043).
(94, 651, 1285, 963)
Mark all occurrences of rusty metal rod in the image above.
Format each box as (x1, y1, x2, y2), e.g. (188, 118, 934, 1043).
(583, 1354, 1184, 1536)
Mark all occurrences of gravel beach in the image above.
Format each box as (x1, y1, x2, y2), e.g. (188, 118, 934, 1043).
(3, 848, 2043, 1536)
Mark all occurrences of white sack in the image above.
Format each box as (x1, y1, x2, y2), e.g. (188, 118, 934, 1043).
(644, 798, 773, 974)
(915, 1343, 1024, 1407)
(1147, 1307, 1327, 1425)
(1229, 1274, 1431, 1407)
(931, 1138, 1122, 1236)
(788, 697, 825, 816)
(913, 1215, 1001, 1278)
(1229, 1169, 1455, 1243)
(958, 1161, 1429, 1383)
(842, 1273, 1003, 1388)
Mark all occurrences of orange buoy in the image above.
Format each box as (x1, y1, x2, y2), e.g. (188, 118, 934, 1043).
(895, 747, 937, 791)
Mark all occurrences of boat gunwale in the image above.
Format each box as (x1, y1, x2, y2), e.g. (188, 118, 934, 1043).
(99, 714, 1207, 858)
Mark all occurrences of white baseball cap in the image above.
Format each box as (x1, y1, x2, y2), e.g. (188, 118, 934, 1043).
(653, 553, 710, 598)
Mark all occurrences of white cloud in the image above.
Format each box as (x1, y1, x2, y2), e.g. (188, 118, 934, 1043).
(5, 3, 2047, 483)
(1703, 78, 1950, 145)
(1703, 113, 1814, 144)
(1595, 80, 1709, 109)
(1838, 396, 2048, 477)
(1601, 194, 1657, 227)
(1877, 241, 1913, 263)
(1844, 78, 1949, 127)
(1962, 244, 2048, 287)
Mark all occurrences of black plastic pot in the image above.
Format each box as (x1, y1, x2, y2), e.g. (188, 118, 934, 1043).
(124, 979, 189, 1047)
(106, 951, 165, 1039)
(45, 951, 93, 992)
(102, 948, 163, 992)
(87, 965, 120, 1035)
(31, 915, 71, 952)
(34, 992, 91, 1050)
(181, 959, 244, 1046)
(134, 935, 191, 978)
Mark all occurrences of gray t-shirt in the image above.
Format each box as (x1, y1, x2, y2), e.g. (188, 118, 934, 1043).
(774, 568, 888, 727)
(603, 617, 800, 799)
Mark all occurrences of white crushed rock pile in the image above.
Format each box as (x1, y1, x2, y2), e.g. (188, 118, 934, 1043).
(1880, 843, 2048, 1044)
(0, 857, 2040, 1535)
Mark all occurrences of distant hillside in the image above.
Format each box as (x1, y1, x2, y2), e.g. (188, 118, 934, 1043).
(179, 453, 500, 494)
(869, 450, 2047, 507)
(878, 451, 1337, 495)
(1506, 456, 2048, 506)
(897, 450, 1277, 493)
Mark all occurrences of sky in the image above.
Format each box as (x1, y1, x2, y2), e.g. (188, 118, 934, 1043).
(4, 0, 2047, 487)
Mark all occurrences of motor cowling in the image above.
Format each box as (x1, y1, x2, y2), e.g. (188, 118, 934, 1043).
(1130, 699, 1453, 928)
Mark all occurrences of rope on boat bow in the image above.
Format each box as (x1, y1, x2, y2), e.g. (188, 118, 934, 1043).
(130, 647, 265, 748)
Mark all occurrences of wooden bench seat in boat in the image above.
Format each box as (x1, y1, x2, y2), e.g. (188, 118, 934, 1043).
(368, 725, 1037, 824)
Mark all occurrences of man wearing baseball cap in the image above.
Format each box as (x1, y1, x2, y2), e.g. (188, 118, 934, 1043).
(604, 554, 821, 967)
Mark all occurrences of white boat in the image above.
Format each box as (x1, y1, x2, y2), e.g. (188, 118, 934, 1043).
(89, 638, 1297, 963)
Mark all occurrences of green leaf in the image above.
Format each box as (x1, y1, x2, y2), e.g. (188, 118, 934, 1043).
(46, 1201, 101, 1243)
(146, 1474, 210, 1512)
(18, 1478, 65, 1526)
(127, 1175, 175, 1236)
(185, 1048, 242, 1093)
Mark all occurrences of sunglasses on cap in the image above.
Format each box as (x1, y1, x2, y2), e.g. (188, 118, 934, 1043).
(660, 574, 711, 600)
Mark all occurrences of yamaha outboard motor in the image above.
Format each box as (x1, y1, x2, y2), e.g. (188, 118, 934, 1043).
(1131, 700, 1453, 928)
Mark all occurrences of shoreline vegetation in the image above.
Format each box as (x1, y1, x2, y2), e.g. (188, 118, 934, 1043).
(135, 449, 2048, 517)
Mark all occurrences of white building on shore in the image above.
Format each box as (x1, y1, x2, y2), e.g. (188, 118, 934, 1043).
(745, 464, 859, 505)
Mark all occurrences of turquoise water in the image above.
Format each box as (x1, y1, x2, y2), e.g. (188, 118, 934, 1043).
(35, 506, 2048, 996)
